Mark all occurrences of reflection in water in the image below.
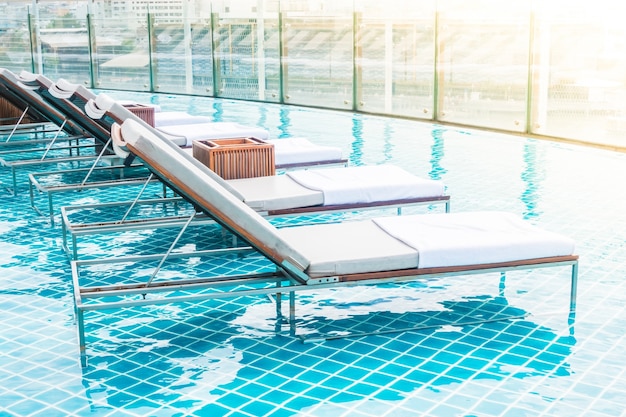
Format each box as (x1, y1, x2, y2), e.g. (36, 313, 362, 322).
(429, 127, 447, 180)
(383, 120, 394, 163)
(350, 114, 364, 166)
(278, 106, 291, 138)
(257, 104, 268, 132)
(212, 100, 224, 122)
(520, 142, 544, 219)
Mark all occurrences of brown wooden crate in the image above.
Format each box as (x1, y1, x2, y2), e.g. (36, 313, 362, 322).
(125, 104, 155, 127)
(0, 96, 41, 125)
(193, 137, 275, 179)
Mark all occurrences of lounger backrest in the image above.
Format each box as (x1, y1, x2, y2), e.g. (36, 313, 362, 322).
(121, 118, 311, 276)
(48, 78, 94, 102)
(98, 94, 247, 201)
(31, 74, 112, 144)
(0, 68, 85, 135)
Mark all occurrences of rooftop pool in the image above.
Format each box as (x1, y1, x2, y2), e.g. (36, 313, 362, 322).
(1, 92, 625, 416)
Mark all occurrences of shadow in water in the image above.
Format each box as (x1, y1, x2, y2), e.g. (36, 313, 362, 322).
(79, 279, 576, 414)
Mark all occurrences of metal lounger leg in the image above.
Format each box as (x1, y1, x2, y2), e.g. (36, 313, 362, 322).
(275, 280, 283, 319)
(570, 261, 578, 311)
(4, 106, 28, 143)
(40, 119, 67, 161)
(145, 211, 196, 287)
(289, 291, 296, 336)
(79, 137, 113, 187)
(118, 173, 154, 224)
(76, 306, 87, 368)
(11, 166, 17, 195)
(48, 192, 55, 226)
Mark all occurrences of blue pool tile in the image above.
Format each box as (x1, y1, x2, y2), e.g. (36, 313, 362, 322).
(2, 91, 626, 417)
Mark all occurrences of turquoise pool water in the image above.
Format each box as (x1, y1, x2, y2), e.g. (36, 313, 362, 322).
(1, 93, 625, 416)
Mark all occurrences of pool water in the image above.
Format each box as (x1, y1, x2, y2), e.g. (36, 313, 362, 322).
(1, 93, 625, 416)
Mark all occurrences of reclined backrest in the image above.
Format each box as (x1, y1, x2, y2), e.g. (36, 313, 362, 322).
(0, 68, 85, 135)
(101, 93, 247, 201)
(27, 73, 112, 145)
(120, 118, 311, 277)
(47, 78, 95, 102)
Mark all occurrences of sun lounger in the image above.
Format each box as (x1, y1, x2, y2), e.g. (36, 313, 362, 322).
(21, 73, 114, 147)
(90, 92, 347, 167)
(71, 118, 578, 366)
(0, 68, 87, 141)
(60, 123, 448, 259)
(0, 70, 133, 194)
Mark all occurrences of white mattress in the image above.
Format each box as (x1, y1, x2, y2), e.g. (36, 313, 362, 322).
(286, 165, 445, 205)
(279, 211, 576, 277)
(227, 175, 324, 211)
(373, 211, 576, 268)
(277, 220, 419, 277)
(267, 137, 343, 166)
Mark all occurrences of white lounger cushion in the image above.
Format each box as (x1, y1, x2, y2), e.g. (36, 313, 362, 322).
(227, 175, 324, 211)
(154, 111, 213, 127)
(157, 122, 270, 146)
(279, 211, 576, 277)
(373, 211, 576, 269)
(287, 165, 445, 205)
(224, 165, 444, 211)
(277, 220, 420, 277)
(267, 137, 343, 166)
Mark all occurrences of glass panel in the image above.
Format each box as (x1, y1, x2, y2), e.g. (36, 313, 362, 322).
(90, 15, 151, 92)
(532, 1, 626, 148)
(32, 2, 90, 83)
(152, 18, 214, 95)
(39, 25, 91, 83)
(357, 1, 436, 119)
(282, 1, 354, 110)
(0, 19, 33, 73)
(1, 0, 626, 149)
(212, 0, 281, 102)
(437, 0, 531, 132)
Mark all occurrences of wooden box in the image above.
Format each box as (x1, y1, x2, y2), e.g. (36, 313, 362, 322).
(0, 96, 41, 125)
(192, 137, 275, 179)
(125, 104, 156, 127)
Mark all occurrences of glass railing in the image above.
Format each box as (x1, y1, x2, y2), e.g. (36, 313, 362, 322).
(0, 0, 625, 149)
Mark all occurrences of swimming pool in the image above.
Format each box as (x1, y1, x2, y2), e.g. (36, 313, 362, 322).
(1, 93, 625, 416)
